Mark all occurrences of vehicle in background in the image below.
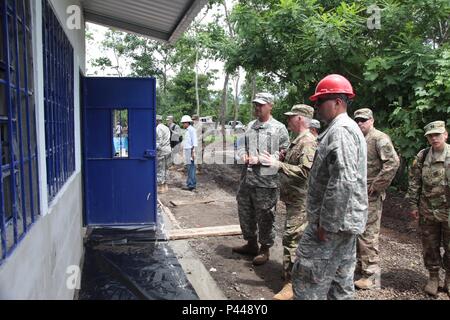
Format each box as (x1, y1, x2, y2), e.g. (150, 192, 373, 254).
(226, 120, 245, 130)
(199, 116, 215, 124)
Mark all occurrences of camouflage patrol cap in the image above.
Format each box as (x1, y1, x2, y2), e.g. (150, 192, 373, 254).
(284, 104, 314, 119)
(166, 115, 174, 121)
(424, 120, 446, 136)
(252, 92, 274, 105)
(310, 119, 321, 129)
(156, 115, 163, 121)
(354, 108, 373, 120)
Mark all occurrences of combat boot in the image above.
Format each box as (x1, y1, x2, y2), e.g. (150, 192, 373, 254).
(253, 245, 270, 266)
(354, 273, 381, 290)
(232, 240, 259, 256)
(273, 282, 293, 300)
(159, 183, 169, 193)
(424, 271, 439, 296)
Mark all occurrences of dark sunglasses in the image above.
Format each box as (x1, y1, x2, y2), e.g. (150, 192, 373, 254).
(315, 97, 337, 107)
(253, 103, 265, 108)
(355, 118, 369, 123)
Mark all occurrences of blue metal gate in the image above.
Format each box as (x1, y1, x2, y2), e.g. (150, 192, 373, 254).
(83, 77, 157, 226)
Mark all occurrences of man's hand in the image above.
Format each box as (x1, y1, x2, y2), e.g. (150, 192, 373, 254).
(408, 210, 419, 220)
(279, 149, 287, 162)
(317, 225, 327, 242)
(259, 151, 277, 167)
(368, 185, 376, 197)
(248, 155, 259, 165)
(191, 149, 195, 162)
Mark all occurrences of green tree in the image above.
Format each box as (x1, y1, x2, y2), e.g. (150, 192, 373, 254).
(230, 0, 450, 167)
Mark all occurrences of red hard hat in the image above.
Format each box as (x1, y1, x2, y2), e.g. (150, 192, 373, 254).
(309, 74, 355, 102)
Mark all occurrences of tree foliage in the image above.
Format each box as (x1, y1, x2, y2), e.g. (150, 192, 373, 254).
(230, 0, 450, 163)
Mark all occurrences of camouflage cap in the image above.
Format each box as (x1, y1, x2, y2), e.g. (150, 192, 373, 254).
(354, 108, 373, 120)
(284, 104, 314, 119)
(424, 120, 446, 136)
(252, 92, 274, 105)
(310, 119, 321, 129)
(156, 115, 163, 121)
(166, 115, 174, 121)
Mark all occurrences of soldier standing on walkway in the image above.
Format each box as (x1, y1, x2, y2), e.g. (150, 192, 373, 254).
(292, 74, 368, 300)
(353, 108, 400, 290)
(407, 120, 450, 297)
(261, 104, 317, 300)
(232, 92, 290, 266)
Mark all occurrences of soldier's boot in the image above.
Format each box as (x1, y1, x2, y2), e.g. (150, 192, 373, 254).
(232, 240, 259, 256)
(253, 245, 270, 266)
(354, 273, 381, 290)
(424, 271, 439, 296)
(273, 282, 293, 300)
(159, 183, 169, 193)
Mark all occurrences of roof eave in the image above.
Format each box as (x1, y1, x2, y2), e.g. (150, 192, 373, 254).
(82, 0, 209, 44)
(168, 0, 209, 44)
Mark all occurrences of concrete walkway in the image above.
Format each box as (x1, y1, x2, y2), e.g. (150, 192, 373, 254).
(159, 202, 227, 300)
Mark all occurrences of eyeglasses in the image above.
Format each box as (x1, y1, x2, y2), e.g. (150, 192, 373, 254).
(355, 118, 369, 123)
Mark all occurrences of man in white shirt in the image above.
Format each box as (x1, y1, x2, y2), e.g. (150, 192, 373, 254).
(181, 115, 198, 191)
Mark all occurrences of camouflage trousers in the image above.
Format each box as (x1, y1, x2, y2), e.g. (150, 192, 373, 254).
(157, 155, 169, 185)
(356, 194, 383, 276)
(420, 217, 450, 272)
(282, 202, 308, 281)
(292, 224, 357, 300)
(236, 183, 279, 247)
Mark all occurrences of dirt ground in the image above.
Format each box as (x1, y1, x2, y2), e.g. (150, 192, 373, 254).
(159, 163, 450, 300)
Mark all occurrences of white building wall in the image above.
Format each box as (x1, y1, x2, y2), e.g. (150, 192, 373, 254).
(0, 0, 86, 300)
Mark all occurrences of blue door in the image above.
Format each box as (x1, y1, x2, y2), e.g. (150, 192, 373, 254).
(83, 77, 157, 226)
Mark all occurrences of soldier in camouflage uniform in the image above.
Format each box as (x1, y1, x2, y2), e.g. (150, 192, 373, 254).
(156, 115, 172, 193)
(292, 74, 368, 300)
(310, 119, 321, 137)
(353, 108, 400, 290)
(407, 120, 450, 297)
(260, 104, 317, 300)
(232, 93, 290, 266)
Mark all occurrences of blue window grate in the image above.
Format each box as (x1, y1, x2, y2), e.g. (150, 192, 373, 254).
(0, 0, 40, 263)
(42, 0, 75, 201)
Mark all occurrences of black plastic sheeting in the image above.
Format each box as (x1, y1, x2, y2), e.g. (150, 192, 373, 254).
(78, 227, 198, 300)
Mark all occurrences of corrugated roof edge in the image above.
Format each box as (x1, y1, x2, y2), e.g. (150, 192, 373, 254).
(83, 0, 208, 43)
(168, 0, 209, 44)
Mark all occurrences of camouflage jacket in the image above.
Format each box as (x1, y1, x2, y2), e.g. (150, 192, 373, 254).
(407, 143, 450, 223)
(238, 117, 290, 188)
(365, 127, 400, 197)
(156, 123, 172, 156)
(279, 130, 317, 204)
(306, 113, 368, 234)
